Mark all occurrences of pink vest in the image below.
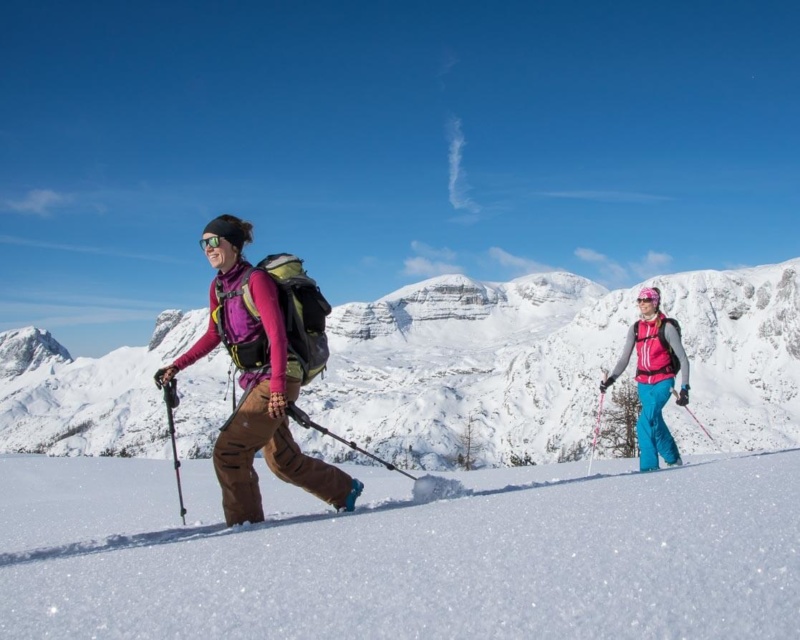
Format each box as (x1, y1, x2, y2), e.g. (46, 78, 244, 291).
(635, 314, 675, 385)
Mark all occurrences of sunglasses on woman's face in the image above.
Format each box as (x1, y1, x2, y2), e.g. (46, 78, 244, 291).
(199, 236, 222, 250)
(637, 298, 654, 303)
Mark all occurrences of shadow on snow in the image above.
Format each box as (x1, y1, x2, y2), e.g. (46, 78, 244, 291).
(1, 448, 795, 569)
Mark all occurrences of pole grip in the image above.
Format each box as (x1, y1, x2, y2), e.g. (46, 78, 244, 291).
(287, 402, 312, 427)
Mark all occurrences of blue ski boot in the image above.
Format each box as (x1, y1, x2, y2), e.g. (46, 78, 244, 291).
(342, 479, 364, 512)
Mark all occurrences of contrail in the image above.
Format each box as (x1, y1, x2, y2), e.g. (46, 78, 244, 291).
(447, 116, 480, 213)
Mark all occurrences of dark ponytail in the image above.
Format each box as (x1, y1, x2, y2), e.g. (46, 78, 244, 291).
(216, 214, 253, 247)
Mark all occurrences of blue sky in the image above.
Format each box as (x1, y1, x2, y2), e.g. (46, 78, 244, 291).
(2, 1, 799, 357)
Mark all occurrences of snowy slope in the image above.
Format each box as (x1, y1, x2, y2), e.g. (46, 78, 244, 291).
(0, 260, 799, 468)
(0, 451, 798, 639)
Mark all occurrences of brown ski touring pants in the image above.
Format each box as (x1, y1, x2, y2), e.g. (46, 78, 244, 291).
(213, 378, 353, 526)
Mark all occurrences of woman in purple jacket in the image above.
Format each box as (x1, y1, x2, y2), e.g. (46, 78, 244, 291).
(155, 214, 362, 526)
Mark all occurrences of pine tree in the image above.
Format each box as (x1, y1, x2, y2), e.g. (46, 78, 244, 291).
(599, 378, 641, 458)
(458, 413, 484, 470)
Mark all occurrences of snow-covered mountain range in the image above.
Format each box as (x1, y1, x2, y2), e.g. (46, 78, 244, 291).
(1, 260, 799, 469)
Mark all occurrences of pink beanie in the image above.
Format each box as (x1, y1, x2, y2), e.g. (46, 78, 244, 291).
(638, 287, 660, 305)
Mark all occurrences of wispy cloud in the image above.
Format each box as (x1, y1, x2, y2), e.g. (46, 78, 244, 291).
(1, 307, 161, 331)
(538, 191, 672, 204)
(10, 290, 175, 310)
(438, 48, 459, 78)
(448, 213, 483, 225)
(575, 247, 614, 265)
(403, 240, 463, 277)
(410, 240, 457, 262)
(5, 189, 71, 216)
(575, 247, 629, 286)
(575, 247, 674, 287)
(631, 251, 673, 279)
(3, 297, 168, 331)
(0, 235, 188, 264)
(360, 256, 379, 268)
(447, 116, 481, 215)
(488, 247, 557, 277)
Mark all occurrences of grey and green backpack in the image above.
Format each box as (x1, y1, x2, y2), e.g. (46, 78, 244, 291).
(215, 253, 332, 385)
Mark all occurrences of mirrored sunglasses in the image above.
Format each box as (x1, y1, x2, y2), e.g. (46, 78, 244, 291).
(199, 236, 221, 250)
(637, 298, 654, 303)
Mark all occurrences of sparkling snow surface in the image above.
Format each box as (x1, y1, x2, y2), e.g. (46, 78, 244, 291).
(1, 451, 798, 639)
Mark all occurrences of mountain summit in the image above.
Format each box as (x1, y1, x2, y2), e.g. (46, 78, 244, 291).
(0, 261, 798, 466)
(0, 327, 72, 380)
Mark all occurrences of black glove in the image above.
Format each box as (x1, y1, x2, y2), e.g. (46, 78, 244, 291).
(154, 366, 178, 390)
(599, 375, 616, 393)
(676, 386, 689, 406)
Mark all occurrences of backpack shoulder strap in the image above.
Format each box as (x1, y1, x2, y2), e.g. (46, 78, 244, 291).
(212, 279, 232, 346)
(659, 317, 678, 349)
(239, 268, 261, 319)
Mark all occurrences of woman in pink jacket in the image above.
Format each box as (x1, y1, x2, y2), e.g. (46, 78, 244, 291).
(600, 287, 690, 471)
(155, 214, 362, 526)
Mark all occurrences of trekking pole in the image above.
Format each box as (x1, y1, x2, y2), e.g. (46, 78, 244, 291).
(671, 389, 718, 448)
(287, 403, 418, 481)
(587, 375, 607, 477)
(162, 379, 188, 525)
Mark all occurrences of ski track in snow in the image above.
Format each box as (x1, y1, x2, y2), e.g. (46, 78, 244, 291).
(0, 474, 593, 567)
(2, 451, 777, 569)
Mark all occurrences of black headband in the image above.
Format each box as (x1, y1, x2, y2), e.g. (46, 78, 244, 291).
(203, 217, 245, 251)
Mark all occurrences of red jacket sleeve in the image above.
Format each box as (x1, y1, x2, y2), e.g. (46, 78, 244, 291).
(248, 269, 288, 393)
(172, 281, 222, 371)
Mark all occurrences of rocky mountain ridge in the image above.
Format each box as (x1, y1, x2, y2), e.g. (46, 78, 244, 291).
(1, 262, 798, 469)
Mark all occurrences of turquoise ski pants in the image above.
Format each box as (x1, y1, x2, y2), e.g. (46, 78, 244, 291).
(637, 378, 681, 471)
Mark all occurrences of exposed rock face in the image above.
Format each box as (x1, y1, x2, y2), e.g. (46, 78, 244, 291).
(0, 327, 72, 379)
(148, 310, 184, 351)
(329, 273, 606, 340)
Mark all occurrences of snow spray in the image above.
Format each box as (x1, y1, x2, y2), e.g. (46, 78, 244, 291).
(412, 475, 473, 503)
